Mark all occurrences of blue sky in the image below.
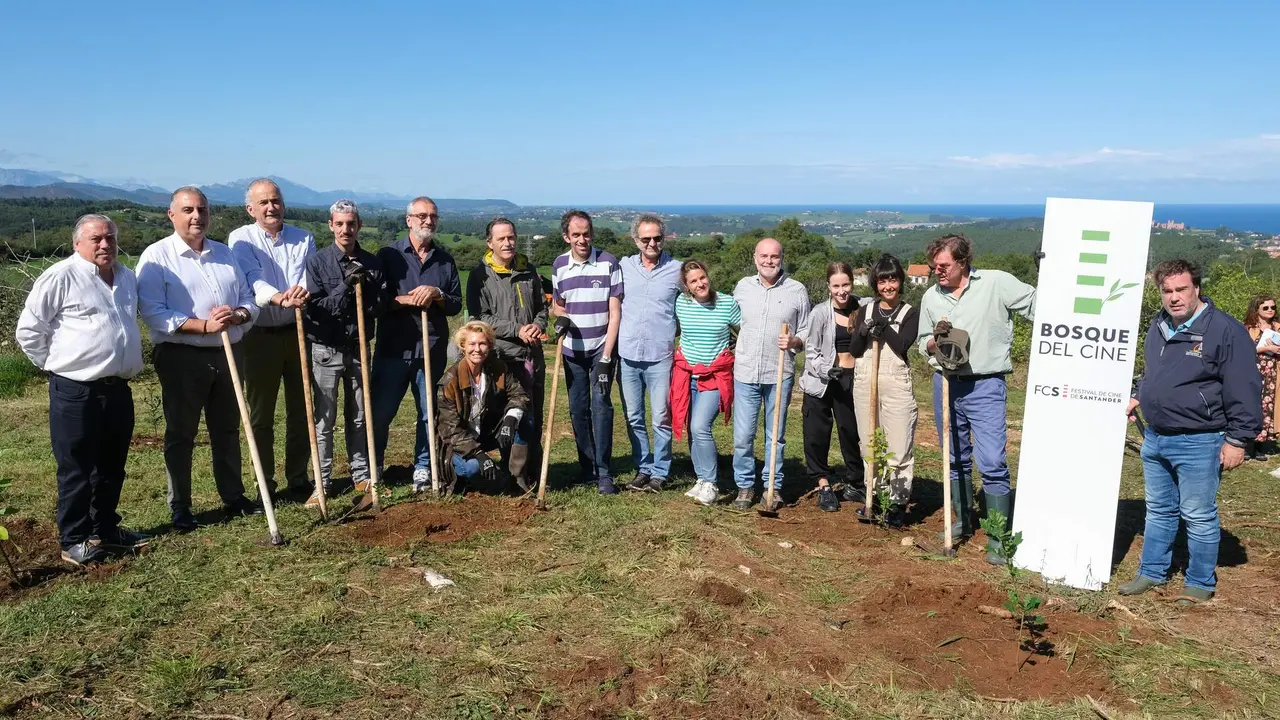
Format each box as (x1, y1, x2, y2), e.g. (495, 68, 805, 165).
(1, 0, 1277, 204)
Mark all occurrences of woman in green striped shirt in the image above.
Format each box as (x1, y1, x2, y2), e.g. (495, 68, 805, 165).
(671, 260, 741, 505)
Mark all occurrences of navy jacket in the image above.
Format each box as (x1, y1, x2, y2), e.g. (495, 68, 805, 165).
(303, 243, 388, 350)
(374, 239, 463, 377)
(1136, 298, 1261, 446)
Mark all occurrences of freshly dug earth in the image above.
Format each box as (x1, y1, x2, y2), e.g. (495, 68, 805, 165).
(342, 494, 535, 548)
(0, 517, 128, 601)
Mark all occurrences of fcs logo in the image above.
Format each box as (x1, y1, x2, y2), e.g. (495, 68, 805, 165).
(1033, 384, 1062, 397)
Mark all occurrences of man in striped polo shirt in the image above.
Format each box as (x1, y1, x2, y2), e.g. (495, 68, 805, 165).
(551, 210, 624, 494)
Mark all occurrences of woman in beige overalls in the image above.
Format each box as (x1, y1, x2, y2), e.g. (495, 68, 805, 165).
(851, 254, 920, 527)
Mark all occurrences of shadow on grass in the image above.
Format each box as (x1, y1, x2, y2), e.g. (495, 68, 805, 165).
(1112, 497, 1249, 572)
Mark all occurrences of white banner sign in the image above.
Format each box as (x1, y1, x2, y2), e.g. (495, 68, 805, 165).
(1012, 197, 1153, 590)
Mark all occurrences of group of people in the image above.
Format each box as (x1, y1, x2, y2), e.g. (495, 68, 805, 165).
(13, 182, 1264, 604)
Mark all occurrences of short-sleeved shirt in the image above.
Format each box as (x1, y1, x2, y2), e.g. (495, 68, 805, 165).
(619, 252, 682, 362)
(676, 292, 741, 366)
(551, 248, 623, 358)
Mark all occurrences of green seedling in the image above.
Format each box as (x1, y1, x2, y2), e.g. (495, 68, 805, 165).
(0, 477, 19, 581)
(980, 508, 1051, 670)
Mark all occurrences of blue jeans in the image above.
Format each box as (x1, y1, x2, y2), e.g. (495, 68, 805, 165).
(563, 350, 615, 482)
(370, 355, 435, 472)
(688, 379, 721, 483)
(931, 373, 1010, 495)
(619, 357, 673, 479)
(732, 377, 794, 491)
(1137, 430, 1224, 592)
(452, 429, 531, 479)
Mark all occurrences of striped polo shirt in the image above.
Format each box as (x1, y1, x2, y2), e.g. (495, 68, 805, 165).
(676, 292, 741, 365)
(551, 247, 624, 357)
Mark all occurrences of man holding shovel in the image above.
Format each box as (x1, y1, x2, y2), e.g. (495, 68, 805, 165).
(302, 200, 387, 506)
(229, 179, 315, 502)
(916, 234, 1036, 564)
(731, 238, 811, 512)
(137, 186, 263, 531)
(371, 196, 462, 493)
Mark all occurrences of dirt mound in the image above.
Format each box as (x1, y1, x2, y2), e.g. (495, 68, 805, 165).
(695, 577, 748, 606)
(0, 517, 129, 601)
(342, 495, 535, 548)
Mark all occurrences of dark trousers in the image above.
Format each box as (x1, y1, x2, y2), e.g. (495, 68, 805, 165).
(801, 371, 863, 484)
(507, 354, 545, 475)
(154, 343, 247, 512)
(241, 325, 310, 493)
(49, 375, 134, 548)
(562, 350, 614, 482)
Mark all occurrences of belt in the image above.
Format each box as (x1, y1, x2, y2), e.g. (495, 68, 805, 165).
(55, 374, 128, 387)
(940, 371, 1005, 382)
(253, 324, 297, 335)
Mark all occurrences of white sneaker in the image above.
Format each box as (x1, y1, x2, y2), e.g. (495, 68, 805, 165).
(684, 482, 699, 498)
(694, 481, 719, 506)
(412, 468, 430, 493)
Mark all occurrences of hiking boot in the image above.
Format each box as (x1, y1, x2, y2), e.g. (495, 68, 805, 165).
(817, 486, 840, 512)
(99, 527, 151, 551)
(732, 488, 755, 510)
(412, 468, 431, 493)
(627, 472, 653, 492)
(1175, 586, 1214, 607)
(597, 477, 619, 495)
(1117, 576, 1165, 596)
(643, 477, 665, 493)
(223, 496, 263, 518)
(693, 481, 719, 506)
(61, 538, 107, 566)
(509, 443, 532, 493)
(984, 492, 1013, 565)
(885, 503, 906, 529)
(172, 508, 198, 532)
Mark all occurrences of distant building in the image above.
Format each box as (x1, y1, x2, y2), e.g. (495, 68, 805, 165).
(851, 267, 869, 286)
(1153, 220, 1186, 230)
(906, 264, 931, 286)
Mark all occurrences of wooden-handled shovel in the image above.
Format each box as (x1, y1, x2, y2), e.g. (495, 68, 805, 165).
(221, 330, 285, 546)
(295, 308, 328, 519)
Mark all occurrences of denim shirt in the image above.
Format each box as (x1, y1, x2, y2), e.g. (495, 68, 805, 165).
(618, 253, 682, 362)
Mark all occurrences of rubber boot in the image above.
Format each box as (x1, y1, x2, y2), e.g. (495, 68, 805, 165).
(508, 443, 531, 493)
(937, 475, 973, 543)
(984, 491, 1013, 566)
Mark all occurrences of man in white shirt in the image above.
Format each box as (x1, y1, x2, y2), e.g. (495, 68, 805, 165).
(16, 214, 146, 566)
(228, 179, 314, 500)
(136, 186, 263, 531)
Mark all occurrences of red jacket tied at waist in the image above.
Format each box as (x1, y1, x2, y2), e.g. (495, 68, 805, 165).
(671, 348, 734, 441)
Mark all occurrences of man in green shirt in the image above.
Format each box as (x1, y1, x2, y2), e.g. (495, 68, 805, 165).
(916, 234, 1036, 564)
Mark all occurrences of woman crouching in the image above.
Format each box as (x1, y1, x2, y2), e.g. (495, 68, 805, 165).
(438, 320, 534, 494)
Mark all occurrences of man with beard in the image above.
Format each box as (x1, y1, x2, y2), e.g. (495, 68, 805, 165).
(372, 196, 463, 492)
(228, 179, 314, 501)
(136, 186, 262, 530)
(731, 238, 811, 511)
(465, 217, 547, 491)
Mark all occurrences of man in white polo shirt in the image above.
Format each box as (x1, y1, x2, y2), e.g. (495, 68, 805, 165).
(137, 186, 262, 531)
(550, 209, 624, 494)
(228, 178, 314, 501)
(17, 214, 146, 565)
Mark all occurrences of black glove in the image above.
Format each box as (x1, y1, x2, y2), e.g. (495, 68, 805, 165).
(593, 356, 614, 394)
(827, 366, 844, 381)
(475, 453, 501, 483)
(869, 316, 889, 339)
(553, 315, 572, 337)
(342, 259, 369, 288)
(497, 414, 519, 450)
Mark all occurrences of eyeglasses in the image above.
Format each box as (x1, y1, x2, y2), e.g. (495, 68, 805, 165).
(637, 236, 663, 245)
(407, 213, 437, 222)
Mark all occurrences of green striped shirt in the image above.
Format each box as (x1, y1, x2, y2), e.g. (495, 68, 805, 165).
(676, 292, 741, 365)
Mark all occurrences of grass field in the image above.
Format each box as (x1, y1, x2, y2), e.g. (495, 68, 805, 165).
(1, 350, 1279, 719)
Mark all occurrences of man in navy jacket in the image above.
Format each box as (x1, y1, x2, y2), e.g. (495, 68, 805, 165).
(1121, 258, 1261, 605)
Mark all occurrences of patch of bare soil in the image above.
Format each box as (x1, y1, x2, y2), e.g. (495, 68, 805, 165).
(341, 494, 535, 548)
(0, 518, 128, 601)
(695, 577, 747, 606)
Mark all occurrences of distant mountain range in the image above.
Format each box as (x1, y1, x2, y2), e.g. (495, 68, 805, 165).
(0, 168, 518, 214)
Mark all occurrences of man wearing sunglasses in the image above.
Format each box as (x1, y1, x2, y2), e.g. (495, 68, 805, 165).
(618, 213, 682, 493)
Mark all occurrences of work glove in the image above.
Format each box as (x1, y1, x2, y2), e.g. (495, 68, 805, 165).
(857, 320, 872, 338)
(474, 453, 501, 484)
(826, 366, 845, 381)
(869, 316, 889, 339)
(593, 356, 614, 395)
(342, 260, 369, 288)
(553, 316, 572, 338)
(497, 414, 519, 451)
(932, 319, 952, 340)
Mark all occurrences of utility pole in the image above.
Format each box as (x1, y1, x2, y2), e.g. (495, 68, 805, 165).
(31, 218, 36, 250)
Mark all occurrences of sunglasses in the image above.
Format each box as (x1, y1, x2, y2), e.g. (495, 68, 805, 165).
(637, 236, 663, 245)
(1262, 305, 1276, 310)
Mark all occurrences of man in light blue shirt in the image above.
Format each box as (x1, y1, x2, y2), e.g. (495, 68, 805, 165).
(229, 179, 316, 501)
(618, 213, 682, 493)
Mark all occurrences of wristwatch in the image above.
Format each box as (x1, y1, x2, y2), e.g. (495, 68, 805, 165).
(234, 308, 251, 324)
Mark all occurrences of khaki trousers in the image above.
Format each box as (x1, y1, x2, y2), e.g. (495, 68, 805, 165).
(852, 344, 917, 503)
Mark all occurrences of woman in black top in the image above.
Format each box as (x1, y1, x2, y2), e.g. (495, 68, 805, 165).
(850, 254, 920, 527)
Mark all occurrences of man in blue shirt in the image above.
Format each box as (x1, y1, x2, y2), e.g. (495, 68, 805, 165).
(618, 213, 682, 492)
(371, 196, 463, 493)
(1120, 259, 1260, 606)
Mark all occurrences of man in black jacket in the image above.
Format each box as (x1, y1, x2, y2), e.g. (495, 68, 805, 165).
(302, 199, 387, 505)
(1121, 258, 1261, 605)
(465, 217, 547, 490)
